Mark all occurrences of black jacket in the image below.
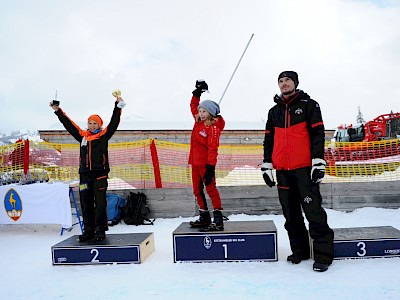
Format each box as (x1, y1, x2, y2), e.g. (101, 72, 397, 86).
(263, 90, 325, 170)
(55, 102, 121, 174)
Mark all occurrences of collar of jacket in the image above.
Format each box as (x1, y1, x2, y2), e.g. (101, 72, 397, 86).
(81, 128, 107, 141)
(196, 115, 226, 131)
(274, 89, 309, 106)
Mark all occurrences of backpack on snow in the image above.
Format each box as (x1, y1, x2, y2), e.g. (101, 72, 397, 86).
(106, 193, 126, 226)
(123, 192, 155, 225)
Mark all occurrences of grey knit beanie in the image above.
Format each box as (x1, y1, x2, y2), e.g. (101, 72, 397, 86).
(198, 100, 220, 117)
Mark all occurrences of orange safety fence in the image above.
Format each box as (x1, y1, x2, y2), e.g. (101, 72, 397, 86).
(1, 138, 399, 188)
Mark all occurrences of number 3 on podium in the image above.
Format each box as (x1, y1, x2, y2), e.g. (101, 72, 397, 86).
(357, 242, 366, 256)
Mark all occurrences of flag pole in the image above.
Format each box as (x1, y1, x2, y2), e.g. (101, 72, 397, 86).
(218, 33, 254, 105)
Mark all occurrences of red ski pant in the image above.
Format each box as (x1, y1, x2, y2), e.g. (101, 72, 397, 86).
(191, 165, 222, 211)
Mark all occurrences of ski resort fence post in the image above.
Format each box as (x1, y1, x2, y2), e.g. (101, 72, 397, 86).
(23, 139, 29, 176)
(150, 139, 162, 188)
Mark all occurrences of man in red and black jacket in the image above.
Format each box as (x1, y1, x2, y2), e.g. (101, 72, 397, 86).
(50, 94, 125, 242)
(262, 71, 334, 272)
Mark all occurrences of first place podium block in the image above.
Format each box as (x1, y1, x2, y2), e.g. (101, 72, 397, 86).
(173, 221, 278, 262)
(52, 233, 154, 265)
(332, 226, 400, 260)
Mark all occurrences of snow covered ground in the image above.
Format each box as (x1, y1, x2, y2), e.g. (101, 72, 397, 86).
(1, 207, 400, 300)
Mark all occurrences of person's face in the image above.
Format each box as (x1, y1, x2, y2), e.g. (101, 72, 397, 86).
(88, 120, 100, 132)
(278, 77, 296, 96)
(198, 108, 211, 121)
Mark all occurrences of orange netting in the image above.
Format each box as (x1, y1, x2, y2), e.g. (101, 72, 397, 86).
(1, 138, 399, 188)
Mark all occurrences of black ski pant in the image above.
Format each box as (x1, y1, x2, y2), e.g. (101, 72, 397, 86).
(276, 167, 334, 264)
(79, 171, 109, 233)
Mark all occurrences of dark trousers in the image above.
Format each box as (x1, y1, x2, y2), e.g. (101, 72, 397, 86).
(191, 165, 222, 211)
(79, 171, 109, 233)
(276, 167, 334, 264)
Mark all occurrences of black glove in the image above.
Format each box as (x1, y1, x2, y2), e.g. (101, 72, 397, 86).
(192, 80, 208, 98)
(203, 164, 215, 186)
(261, 162, 276, 188)
(311, 158, 326, 183)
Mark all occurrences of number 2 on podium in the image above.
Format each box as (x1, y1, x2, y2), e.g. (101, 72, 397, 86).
(91, 249, 100, 262)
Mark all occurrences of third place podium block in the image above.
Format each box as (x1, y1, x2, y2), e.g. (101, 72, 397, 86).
(331, 226, 400, 260)
(173, 220, 278, 262)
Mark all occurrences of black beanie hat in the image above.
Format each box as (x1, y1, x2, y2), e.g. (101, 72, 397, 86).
(278, 71, 299, 88)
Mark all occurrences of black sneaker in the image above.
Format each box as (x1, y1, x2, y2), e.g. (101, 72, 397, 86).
(287, 253, 310, 264)
(78, 231, 95, 242)
(313, 262, 330, 272)
(94, 231, 106, 241)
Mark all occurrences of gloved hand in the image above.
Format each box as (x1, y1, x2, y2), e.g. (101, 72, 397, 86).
(112, 89, 126, 108)
(192, 80, 208, 98)
(203, 164, 215, 186)
(311, 158, 326, 183)
(261, 162, 275, 187)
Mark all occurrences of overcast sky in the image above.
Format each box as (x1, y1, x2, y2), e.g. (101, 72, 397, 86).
(0, 0, 399, 132)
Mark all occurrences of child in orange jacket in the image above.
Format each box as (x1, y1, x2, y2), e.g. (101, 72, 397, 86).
(50, 93, 125, 242)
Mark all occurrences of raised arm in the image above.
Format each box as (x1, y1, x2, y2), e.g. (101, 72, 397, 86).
(50, 101, 83, 142)
(104, 90, 125, 139)
(190, 80, 208, 119)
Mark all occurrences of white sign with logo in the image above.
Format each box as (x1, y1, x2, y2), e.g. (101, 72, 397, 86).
(0, 182, 72, 227)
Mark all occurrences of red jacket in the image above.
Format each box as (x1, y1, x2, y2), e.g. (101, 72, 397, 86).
(188, 96, 225, 166)
(263, 90, 325, 170)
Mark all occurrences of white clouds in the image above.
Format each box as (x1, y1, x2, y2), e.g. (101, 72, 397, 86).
(0, 0, 399, 131)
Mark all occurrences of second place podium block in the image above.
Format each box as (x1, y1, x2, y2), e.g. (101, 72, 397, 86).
(52, 232, 154, 265)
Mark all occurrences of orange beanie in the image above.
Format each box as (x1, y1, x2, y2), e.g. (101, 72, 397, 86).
(88, 114, 103, 127)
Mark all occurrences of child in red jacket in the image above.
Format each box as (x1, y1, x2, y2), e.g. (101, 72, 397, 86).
(188, 80, 225, 231)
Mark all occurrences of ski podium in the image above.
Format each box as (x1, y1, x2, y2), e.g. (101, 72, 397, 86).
(173, 220, 278, 263)
(52, 232, 154, 265)
(173, 220, 400, 263)
(328, 226, 400, 260)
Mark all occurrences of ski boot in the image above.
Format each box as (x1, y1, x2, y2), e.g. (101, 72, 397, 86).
(287, 252, 310, 264)
(203, 210, 224, 231)
(94, 231, 106, 242)
(78, 230, 95, 242)
(190, 209, 211, 228)
(313, 261, 330, 272)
